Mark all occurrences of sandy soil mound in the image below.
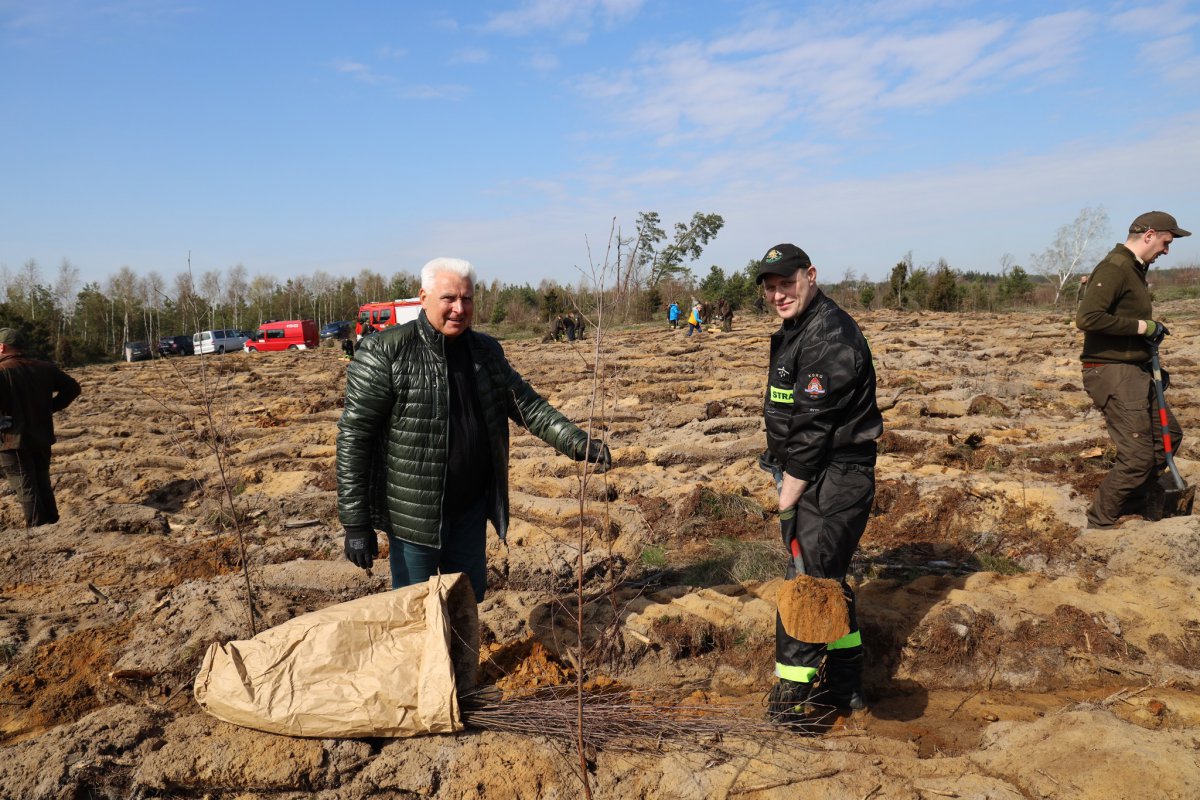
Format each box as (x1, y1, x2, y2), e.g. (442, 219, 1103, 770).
(2, 302, 1200, 798)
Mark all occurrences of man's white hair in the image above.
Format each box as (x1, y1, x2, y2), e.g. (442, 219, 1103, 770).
(421, 257, 476, 290)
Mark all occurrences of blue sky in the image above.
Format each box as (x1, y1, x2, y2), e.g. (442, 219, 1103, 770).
(3, 0, 1199, 290)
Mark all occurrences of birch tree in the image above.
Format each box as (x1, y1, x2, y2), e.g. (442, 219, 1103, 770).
(1032, 206, 1110, 305)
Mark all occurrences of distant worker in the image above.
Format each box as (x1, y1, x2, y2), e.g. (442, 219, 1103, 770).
(0, 328, 82, 527)
(548, 314, 567, 342)
(717, 298, 733, 332)
(572, 311, 585, 340)
(756, 244, 882, 723)
(340, 337, 355, 360)
(1076, 211, 1190, 529)
(563, 313, 577, 342)
(336, 258, 612, 602)
(668, 301, 681, 330)
(686, 300, 703, 337)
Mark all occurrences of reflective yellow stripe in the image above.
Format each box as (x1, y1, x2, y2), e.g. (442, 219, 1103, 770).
(827, 630, 862, 650)
(770, 386, 794, 404)
(774, 664, 818, 683)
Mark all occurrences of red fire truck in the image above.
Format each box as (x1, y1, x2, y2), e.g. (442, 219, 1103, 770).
(356, 298, 422, 339)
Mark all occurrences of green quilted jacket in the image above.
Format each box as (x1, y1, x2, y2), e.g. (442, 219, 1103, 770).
(336, 311, 592, 548)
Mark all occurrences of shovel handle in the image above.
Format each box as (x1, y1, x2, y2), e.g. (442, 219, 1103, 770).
(1150, 346, 1188, 491)
(789, 536, 806, 575)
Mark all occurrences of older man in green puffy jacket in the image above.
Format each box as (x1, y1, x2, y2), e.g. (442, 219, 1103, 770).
(336, 257, 610, 601)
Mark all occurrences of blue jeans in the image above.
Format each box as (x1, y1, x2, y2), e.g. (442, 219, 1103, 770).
(388, 494, 489, 602)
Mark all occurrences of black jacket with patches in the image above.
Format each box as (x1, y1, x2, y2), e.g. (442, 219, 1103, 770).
(764, 290, 882, 481)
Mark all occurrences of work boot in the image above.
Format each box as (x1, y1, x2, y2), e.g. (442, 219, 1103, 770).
(766, 679, 812, 726)
(819, 648, 867, 711)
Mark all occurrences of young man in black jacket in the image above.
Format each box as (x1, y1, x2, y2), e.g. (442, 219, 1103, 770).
(756, 244, 882, 723)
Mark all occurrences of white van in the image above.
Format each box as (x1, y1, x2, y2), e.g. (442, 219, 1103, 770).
(193, 329, 249, 355)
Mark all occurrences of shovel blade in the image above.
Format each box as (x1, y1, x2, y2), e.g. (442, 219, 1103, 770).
(1143, 473, 1196, 521)
(777, 574, 852, 643)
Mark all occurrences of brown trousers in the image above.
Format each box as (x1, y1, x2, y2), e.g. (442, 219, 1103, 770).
(1083, 363, 1183, 527)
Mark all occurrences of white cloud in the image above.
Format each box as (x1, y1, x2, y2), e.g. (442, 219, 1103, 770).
(450, 47, 490, 65)
(528, 51, 560, 71)
(404, 113, 1200, 284)
(2, 0, 192, 40)
(1144, 32, 1200, 81)
(585, 10, 1097, 143)
(397, 83, 469, 100)
(484, 0, 645, 37)
(331, 59, 390, 85)
(376, 45, 407, 60)
(1110, 0, 1200, 35)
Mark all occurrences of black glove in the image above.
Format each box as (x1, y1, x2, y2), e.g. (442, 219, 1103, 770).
(584, 440, 611, 471)
(1145, 320, 1170, 345)
(343, 526, 378, 570)
(779, 506, 797, 550)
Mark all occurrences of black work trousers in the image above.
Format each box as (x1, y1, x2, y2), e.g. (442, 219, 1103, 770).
(775, 462, 874, 684)
(0, 445, 59, 527)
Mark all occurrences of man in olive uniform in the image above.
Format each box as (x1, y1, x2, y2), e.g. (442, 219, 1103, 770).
(1076, 211, 1190, 529)
(757, 244, 882, 723)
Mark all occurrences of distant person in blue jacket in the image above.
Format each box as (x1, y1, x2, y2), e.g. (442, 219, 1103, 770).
(667, 302, 681, 330)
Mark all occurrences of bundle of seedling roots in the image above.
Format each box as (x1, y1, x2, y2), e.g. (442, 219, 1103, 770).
(461, 686, 838, 752)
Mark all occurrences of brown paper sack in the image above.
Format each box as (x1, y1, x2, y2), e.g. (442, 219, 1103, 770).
(194, 572, 478, 738)
(776, 574, 852, 644)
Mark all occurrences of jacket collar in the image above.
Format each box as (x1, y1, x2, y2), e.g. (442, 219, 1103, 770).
(1113, 243, 1149, 276)
(780, 288, 827, 333)
(416, 309, 474, 353)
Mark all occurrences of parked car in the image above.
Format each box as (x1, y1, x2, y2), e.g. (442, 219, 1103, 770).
(193, 329, 249, 355)
(320, 320, 353, 340)
(244, 319, 320, 352)
(158, 335, 194, 356)
(123, 341, 153, 363)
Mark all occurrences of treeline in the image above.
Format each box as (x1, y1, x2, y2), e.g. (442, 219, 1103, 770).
(816, 256, 1200, 314)
(3, 248, 1196, 367)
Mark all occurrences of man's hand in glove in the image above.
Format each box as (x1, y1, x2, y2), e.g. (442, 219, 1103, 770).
(1144, 320, 1170, 345)
(585, 440, 612, 472)
(343, 526, 378, 570)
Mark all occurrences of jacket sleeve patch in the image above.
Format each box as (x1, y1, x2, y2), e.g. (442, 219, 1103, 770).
(803, 374, 827, 399)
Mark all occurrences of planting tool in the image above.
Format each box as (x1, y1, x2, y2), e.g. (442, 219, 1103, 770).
(1145, 345, 1195, 520)
(760, 454, 852, 643)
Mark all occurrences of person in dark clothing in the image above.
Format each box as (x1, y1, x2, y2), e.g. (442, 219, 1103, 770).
(0, 328, 82, 527)
(755, 244, 882, 725)
(337, 258, 611, 601)
(1076, 210, 1191, 529)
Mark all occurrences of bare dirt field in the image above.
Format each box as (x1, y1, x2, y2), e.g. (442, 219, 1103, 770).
(3, 300, 1200, 799)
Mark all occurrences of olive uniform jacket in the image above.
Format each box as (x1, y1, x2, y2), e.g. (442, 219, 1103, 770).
(1076, 243, 1153, 365)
